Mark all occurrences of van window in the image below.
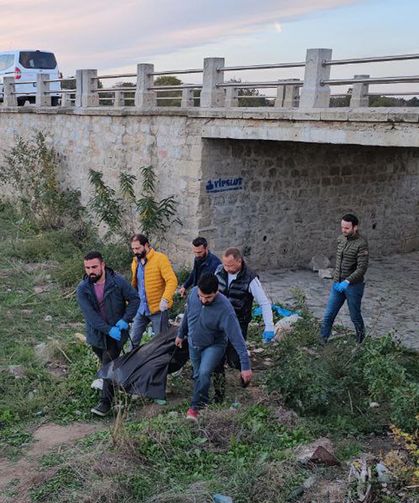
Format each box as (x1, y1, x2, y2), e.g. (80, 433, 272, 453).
(19, 51, 57, 69)
(0, 54, 14, 71)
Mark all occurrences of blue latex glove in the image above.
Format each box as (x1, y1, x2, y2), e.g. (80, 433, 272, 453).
(116, 319, 128, 330)
(263, 330, 275, 343)
(334, 281, 349, 293)
(108, 326, 121, 341)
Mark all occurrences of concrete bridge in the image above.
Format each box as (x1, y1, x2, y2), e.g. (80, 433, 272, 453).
(1, 48, 419, 269)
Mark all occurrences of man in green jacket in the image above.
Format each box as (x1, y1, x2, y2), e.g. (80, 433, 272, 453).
(320, 214, 369, 344)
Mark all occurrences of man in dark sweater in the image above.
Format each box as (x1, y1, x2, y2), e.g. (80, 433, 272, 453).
(320, 214, 369, 344)
(175, 273, 252, 421)
(179, 237, 221, 297)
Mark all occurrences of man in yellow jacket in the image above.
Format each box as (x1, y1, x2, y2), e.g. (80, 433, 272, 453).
(130, 234, 178, 348)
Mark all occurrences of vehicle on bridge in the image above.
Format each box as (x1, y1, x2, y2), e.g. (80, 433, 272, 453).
(0, 50, 61, 105)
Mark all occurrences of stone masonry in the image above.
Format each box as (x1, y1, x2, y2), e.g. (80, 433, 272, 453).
(0, 107, 418, 268)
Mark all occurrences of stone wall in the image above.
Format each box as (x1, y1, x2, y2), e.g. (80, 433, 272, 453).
(0, 111, 204, 265)
(1, 109, 418, 270)
(199, 139, 419, 269)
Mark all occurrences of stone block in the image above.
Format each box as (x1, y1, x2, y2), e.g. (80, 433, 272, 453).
(318, 268, 334, 279)
(310, 255, 330, 271)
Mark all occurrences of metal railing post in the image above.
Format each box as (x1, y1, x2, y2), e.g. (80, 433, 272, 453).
(3, 77, 17, 106)
(300, 48, 332, 108)
(181, 87, 195, 107)
(350, 74, 370, 107)
(225, 86, 238, 107)
(200, 57, 225, 108)
(75, 69, 99, 107)
(135, 64, 156, 109)
(36, 74, 51, 107)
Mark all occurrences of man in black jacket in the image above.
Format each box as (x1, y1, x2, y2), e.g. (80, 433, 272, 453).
(179, 237, 221, 297)
(77, 251, 139, 416)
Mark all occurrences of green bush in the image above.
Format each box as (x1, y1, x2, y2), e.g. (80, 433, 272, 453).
(266, 325, 418, 434)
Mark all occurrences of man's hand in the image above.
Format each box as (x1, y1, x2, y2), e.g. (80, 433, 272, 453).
(108, 326, 121, 341)
(160, 298, 169, 311)
(179, 286, 186, 298)
(334, 280, 350, 293)
(240, 369, 253, 384)
(175, 336, 183, 348)
(116, 319, 129, 331)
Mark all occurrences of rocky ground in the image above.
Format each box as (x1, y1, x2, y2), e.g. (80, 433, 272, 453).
(260, 250, 419, 351)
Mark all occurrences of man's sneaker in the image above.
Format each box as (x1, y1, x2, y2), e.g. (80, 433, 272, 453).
(186, 407, 199, 422)
(91, 378, 103, 390)
(91, 401, 111, 417)
(154, 399, 167, 405)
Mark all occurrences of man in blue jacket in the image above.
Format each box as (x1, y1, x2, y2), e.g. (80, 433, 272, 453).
(77, 251, 139, 416)
(175, 273, 252, 421)
(179, 237, 221, 297)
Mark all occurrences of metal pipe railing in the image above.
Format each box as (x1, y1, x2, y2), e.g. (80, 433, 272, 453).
(322, 75, 419, 86)
(219, 62, 306, 72)
(149, 68, 203, 76)
(324, 53, 419, 66)
(148, 84, 202, 90)
(218, 80, 304, 88)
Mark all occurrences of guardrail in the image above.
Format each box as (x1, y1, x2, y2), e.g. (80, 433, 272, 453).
(1, 49, 419, 110)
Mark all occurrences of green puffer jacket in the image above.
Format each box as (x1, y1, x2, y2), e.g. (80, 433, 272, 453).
(333, 233, 369, 284)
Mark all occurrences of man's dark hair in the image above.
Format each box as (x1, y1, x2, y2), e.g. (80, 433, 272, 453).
(342, 213, 359, 226)
(197, 273, 219, 294)
(192, 237, 208, 248)
(84, 251, 104, 262)
(130, 233, 149, 245)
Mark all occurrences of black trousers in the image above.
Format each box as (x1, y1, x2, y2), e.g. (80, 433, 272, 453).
(91, 336, 122, 404)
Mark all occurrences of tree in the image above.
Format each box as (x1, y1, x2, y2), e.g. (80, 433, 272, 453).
(154, 76, 182, 107)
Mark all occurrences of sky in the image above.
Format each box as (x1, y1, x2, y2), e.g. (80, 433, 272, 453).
(1, 0, 418, 93)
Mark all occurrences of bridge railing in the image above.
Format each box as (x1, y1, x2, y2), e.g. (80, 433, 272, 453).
(1, 49, 419, 110)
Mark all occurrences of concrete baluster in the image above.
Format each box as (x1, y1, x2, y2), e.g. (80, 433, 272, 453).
(61, 91, 73, 107)
(114, 90, 124, 107)
(3, 77, 17, 106)
(200, 57, 225, 108)
(75, 69, 99, 107)
(181, 87, 195, 107)
(284, 79, 301, 108)
(225, 86, 238, 107)
(36, 74, 51, 107)
(274, 83, 285, 107)
(135, 64, 156, 109)
(300, 48, 332, 108)
(350, 75, 370, 107)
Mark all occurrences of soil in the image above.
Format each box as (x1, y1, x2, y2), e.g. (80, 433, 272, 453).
(0, 422, 104, 503)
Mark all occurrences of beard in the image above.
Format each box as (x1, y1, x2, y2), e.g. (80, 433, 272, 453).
(135, 251, 146, 260)
(89, 273, 102, 283)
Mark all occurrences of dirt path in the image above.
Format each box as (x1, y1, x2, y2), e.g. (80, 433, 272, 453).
(0, 422, 103, 503)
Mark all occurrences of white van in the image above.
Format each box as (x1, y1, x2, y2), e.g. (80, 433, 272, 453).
(0, 50, 61, 105)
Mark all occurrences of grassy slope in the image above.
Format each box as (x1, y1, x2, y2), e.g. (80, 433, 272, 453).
(0, 205, 417, 503)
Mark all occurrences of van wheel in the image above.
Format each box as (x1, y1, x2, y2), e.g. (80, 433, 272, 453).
(17, 97, 35, 106)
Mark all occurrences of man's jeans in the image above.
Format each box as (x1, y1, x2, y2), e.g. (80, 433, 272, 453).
(189, 342, 227, 410)
(92, 336, 122, 405)
(131, 311, 166, 348)
(321, 282, 365, 342)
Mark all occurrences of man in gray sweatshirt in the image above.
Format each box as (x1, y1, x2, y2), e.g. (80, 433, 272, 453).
(175, 273, 252, 421)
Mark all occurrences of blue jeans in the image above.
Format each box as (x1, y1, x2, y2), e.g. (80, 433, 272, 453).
(189, 342, 227, 409)
(321, 282, 365, 342)
(131, 311, 166, 348)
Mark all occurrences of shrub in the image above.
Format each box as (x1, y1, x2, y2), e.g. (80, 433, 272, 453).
(1, 131, 84, 229)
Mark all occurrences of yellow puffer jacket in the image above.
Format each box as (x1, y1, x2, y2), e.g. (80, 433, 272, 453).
(131, 248, 178, 314)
